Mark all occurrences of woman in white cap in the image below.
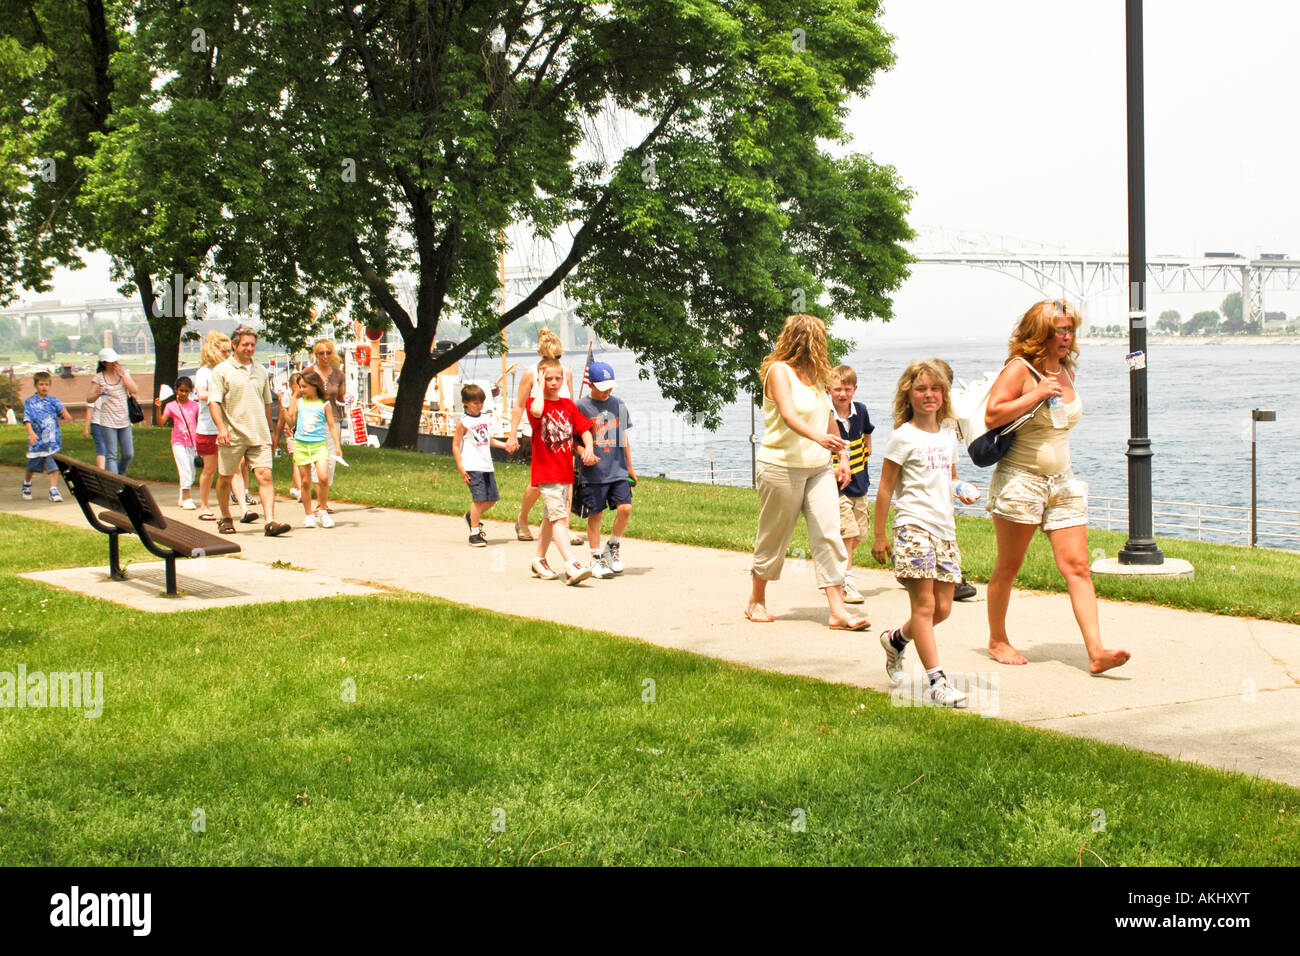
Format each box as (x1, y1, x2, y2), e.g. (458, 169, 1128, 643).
(87, 347, 140, 475)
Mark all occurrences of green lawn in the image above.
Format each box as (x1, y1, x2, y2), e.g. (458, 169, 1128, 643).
(5, 424, 1298, 625)
(0, 513, 1295, 865)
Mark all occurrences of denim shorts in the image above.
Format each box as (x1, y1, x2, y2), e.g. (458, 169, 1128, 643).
(576, 479, 632, 516)
(467, 471, 499, 503)
(26, 454, 59, 474)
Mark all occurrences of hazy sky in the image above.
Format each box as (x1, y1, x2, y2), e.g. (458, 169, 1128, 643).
(18, 0, 1300, 340)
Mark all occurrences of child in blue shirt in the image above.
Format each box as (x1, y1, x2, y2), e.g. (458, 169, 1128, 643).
(23, 370, 73, 502)
(830, 365, 875, 604)
(574, 362, 637, 579)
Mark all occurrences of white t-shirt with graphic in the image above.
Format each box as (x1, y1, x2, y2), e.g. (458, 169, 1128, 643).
(882, 421, 958, 540)
(459, 412, 495, 473)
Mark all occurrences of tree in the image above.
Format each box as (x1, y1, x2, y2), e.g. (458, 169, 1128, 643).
(1156, 309, 1181, 334)
(225, 1, 912, 447)
(1184, 310, 1220, 335)
(1218, 291, 1247, 334)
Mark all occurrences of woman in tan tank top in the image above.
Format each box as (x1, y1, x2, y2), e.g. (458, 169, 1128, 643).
(983, 300, 1130, 675)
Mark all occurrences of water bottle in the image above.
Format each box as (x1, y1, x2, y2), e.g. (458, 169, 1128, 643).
(1049, 394, 1068, 429)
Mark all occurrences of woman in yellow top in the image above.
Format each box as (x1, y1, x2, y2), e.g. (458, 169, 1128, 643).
(983, 299, 1130, 674)
(745, 313, 866, 630)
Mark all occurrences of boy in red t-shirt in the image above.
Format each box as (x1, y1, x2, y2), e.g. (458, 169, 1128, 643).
(528, 358, 598, 584)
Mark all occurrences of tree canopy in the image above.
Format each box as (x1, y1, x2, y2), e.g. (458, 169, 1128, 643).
(5, 1, 914, 447)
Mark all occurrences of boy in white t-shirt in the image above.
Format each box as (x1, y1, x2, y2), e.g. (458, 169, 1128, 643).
(453, 383, 507, 547)
(871, 359, 980, 708)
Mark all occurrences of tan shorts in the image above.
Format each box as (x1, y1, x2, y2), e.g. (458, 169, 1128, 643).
(987, 463, 1088, 531)
(839, 494, 871, 539)
(537, 482, 572, 522)
(893, 524, 962, 584)
(218, 441, 273, 477)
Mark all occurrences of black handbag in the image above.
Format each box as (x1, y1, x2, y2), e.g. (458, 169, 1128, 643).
(127, 394, 145, 424)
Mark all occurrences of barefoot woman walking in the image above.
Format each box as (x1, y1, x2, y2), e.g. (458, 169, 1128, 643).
(745, 313, 866, 631)
(983, 300, 1129, 674)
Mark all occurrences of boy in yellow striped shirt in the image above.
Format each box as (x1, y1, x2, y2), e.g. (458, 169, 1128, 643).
(830, 366, 875, 604)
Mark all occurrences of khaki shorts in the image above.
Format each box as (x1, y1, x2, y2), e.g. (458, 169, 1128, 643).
(839, 494, 871, 539)
(893, 524, 962, 584)
(218, 440, 273, 477)
(987, 463, 1088, 531)
(537, 482, 572, 522)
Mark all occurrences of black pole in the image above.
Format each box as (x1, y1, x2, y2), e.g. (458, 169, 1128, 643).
(1251, 414, 1257, 547)
(1119, 0, 1163, 565)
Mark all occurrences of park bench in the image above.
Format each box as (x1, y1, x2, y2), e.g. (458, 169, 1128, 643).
(53, 455, 240, 596)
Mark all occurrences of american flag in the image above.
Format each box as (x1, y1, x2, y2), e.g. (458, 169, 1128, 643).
(579, 340, 594, 395)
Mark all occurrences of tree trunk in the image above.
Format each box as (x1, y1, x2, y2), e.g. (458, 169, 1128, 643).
(384, 326, 437, 449)
(134, 265, 182, 427)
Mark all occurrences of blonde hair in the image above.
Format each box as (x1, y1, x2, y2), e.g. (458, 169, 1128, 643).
(536, 328, 562, 359)
(312, 338, 341, 370)
(831, 365, 857, 386)
(1008, 299, 1080, 374)
(891, 359, 954, 427)
(537, 357, 562, 376)
(759, 313, 833, 392)
(201, 331, 232, 368)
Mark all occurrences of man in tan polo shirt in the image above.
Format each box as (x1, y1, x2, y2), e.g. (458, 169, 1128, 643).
(209, 327, 291, 536)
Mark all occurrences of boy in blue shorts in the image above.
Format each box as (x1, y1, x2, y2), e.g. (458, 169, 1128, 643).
(575, 362, 637, 579)
(23, 370, 73, 502)
(830, 365, 875, 604)
(453, 383, 507, 547)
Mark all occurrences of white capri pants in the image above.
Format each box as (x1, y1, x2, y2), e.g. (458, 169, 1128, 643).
(172, 444, 196, 489)
(751, 461, 848, 589)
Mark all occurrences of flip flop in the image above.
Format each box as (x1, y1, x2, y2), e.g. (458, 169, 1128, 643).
(829, 618, 871, 631)
(240, 511, 260, 523)
(217, 518, 236, 534)
(744, 604, 775, 623)
(198, 511, 215, 521)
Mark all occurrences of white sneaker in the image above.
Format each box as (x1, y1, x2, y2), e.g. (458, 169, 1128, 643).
(290, 487, 302, 501)
(49, 488, 64, 503)
(22, 482, 33, 501)
(530, 557, 558, 580)
(181, 498, 197, 510)
(843, 574, 864, 604)
(565, 560, 592, 586)
(316, 510, 335, 529)
(880, 629, 907, 687)
(590, 556, 614, 579)
(603, 540, 623, 573)
(303, 513, 317, 528)
(925, 675, 968, 709)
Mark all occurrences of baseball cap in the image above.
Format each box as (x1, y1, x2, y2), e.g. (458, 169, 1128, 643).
(587, 361, 616, 389)
(98, 347, 121, 364)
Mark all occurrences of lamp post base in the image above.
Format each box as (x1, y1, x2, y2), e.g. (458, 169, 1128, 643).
(1093, 556, 1193, 579)
(1118, 539, 1165, 565)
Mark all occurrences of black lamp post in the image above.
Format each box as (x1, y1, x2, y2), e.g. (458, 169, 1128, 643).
(1119, 0, 1164, 565)
(1251, 408, 1276, 546)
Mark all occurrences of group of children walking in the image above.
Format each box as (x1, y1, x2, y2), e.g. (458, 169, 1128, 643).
(453, 359, 634, 585)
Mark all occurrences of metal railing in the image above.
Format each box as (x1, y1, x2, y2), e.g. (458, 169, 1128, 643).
(955, 495, 1300, 549)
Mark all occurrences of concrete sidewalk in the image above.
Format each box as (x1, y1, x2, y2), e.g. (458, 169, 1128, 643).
(3, 465, 1298, 789)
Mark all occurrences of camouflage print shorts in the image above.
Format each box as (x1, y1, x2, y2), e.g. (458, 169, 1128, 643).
(892, 524, 962, 584)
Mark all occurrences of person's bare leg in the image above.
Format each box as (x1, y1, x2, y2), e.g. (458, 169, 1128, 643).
(587, 512, 603, 551)
(517, 485, 540, 534)
(536, 513, 553, 563)
(254, 467, 275, 523)
(611, 503, 632, 539)
(987, 516, 1036, 664)
(470, 497, 493, 528)
(200, 455, 217, 510)
(216, 474, 233, 521)
(746, 571, 774, 621)
(901, 578, 940, 669)
(550, 518, 574, 566)
(1045, 524, 1131, 674)
(314, 460, 330, 514)
(298, 465, 314, 517)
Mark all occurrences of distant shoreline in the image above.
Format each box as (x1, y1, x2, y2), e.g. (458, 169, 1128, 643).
(1082, 334, 1300, 346)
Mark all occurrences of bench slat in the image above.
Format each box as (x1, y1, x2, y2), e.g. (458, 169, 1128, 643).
(97, 511, 241, 558)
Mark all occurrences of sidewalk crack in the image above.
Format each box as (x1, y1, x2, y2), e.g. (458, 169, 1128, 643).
(1025, 685, 1297, 723)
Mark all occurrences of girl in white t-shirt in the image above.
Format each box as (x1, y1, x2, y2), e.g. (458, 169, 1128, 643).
(871, 360, 980, 709)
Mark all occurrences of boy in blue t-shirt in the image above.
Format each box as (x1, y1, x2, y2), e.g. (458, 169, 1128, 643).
(830, 365, 875, 604)
(23, 370, 73, 502)
(574, 362, 636, 579)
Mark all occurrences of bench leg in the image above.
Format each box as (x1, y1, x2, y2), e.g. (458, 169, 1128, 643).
(164, 557, 177, 596)
(109, 533, 126, 580)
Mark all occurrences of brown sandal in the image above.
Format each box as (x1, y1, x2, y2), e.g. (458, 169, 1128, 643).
(217, 517, 236, 534)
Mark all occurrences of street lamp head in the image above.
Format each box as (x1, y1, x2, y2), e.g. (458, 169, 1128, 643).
(1252, 409, 1277, 422)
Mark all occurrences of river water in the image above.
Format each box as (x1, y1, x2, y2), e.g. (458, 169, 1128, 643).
(485, 337, 1299, 550)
